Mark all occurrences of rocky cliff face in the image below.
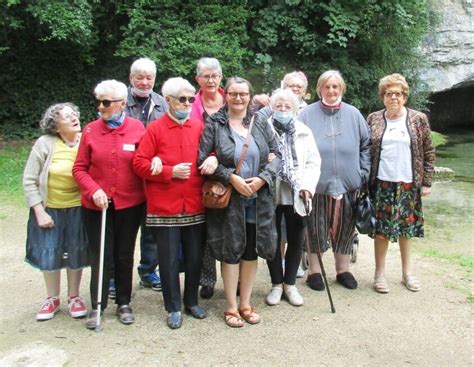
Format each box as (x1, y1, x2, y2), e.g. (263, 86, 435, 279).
(420, 0, 473, 130)
(420, 0, 474, 92)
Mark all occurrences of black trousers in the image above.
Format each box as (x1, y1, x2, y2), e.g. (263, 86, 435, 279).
(83, 202, 144, 310)
(267, 205, 305, 285)
(151, 223, 202, 313)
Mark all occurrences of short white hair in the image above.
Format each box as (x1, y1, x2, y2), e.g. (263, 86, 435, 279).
(196, 57, 222, 76)
(94, 79, 128, 100)
(130, 57, 157, 75)
(282, 71, 308, 90)
(161, 77, 196, 98)
(270, 88, 300, 115)
(316, 70, 346, 98)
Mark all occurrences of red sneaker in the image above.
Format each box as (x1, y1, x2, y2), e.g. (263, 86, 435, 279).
(36, 297, 60, 321)
(68, 296, 87, 318)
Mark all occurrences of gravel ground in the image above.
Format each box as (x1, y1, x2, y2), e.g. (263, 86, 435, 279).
(0, 202, 472, 366)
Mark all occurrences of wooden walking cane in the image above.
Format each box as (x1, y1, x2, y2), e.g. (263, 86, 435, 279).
(304, 198, 336, 313)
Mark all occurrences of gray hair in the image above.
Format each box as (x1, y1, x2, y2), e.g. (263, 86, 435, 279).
(94, 79, 128, 100)
(316, 70, 347, 98)
(270, 88, 300, 115)
(39, 102, 80, 135)
(224, 76, 253, 96)
(282, 71, 308, 90)
(161, 77, 196, 98)
(196, 57, 222, 76)
(130, 57, 157, 75)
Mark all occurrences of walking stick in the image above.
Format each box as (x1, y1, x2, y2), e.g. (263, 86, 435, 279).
(304, 199, 336, 313)
(95, 207, 107, 332)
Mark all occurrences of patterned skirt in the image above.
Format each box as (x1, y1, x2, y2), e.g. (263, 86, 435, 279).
(371, 179, 424, 242)
(306, 191, 357, 255)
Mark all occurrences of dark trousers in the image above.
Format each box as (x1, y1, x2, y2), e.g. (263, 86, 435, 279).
(137, 219, 159, 280)
(199, 224, 217, 287)
(84, 202, 144, 310)
(267, 205, 305, 285)
(151, 223, 202, 313)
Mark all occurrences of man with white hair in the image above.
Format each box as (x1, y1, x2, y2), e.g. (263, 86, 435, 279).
(125, 57, 168, 293)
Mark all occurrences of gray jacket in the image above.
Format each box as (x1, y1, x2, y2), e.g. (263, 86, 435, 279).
(125, 88, 168, 126)
(198, 107, 281, 264)
(298, 101, 371, 195)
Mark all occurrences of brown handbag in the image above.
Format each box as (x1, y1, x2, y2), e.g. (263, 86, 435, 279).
(202, 117, 255, 209)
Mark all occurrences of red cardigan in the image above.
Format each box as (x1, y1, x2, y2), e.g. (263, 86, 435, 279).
(73, 116, 146, 210)
(133, 113, 205, 216)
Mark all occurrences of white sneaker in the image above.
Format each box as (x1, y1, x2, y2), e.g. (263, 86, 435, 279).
(266, 286, 283, 306)
(284, 285, 303, 306)
(296, 264, 305, 278)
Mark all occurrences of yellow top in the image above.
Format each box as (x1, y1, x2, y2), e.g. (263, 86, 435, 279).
(47, 138, 81, 208)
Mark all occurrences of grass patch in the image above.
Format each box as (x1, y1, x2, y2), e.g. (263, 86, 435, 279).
(417, 248, 473, 274)
(431, 131, 448, 148)
(0, 142, 31, 205)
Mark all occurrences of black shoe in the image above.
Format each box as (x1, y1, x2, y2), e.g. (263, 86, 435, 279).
(116, 304, 135, 325)
(200, 286, 214, 299)
(167, 311, 183, 329)
(336, 272, 358, 289)
(306, 273, 325, 291)
(185, 305, 207, 319)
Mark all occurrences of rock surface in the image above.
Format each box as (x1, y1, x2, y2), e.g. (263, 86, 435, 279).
(419, 0, 474, 92)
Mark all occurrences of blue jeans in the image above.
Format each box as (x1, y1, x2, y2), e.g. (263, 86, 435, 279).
(137, 220, 158, 281)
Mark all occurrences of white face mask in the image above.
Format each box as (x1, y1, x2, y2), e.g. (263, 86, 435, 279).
(132, 87, 152, 98)
(322, 96, 342, 106)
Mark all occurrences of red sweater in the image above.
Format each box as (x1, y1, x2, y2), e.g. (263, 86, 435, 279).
(73, 116, 146, 210)
(133, 113, 205, 216)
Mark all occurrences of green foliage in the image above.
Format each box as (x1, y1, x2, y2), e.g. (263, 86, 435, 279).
(251, 0, 433, 114)
(0, 0, 436, 138)
(116, 1, 253, 83)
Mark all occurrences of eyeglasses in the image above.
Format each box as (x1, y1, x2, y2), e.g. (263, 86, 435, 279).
(59, 112, 79, 122)
(171, 95, 196, 104)
(199, 73, 221, 81)
(95, 99, 122, 108)
(287, 84, 304, 90)
(227, 92, 250, 99)
(384, 91, 404, 98)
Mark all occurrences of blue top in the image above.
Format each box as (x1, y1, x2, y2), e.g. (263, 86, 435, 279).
(298, 101, 371, 195)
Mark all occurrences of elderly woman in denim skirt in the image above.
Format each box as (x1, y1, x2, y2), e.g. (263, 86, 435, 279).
(23, 102, 89, 321)
(368, 73, 435, 294)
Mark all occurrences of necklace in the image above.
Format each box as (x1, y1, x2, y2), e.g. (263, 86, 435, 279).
(59, 134, 80, 148)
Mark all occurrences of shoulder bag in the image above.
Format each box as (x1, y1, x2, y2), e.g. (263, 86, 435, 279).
(202, 117, 255, 209)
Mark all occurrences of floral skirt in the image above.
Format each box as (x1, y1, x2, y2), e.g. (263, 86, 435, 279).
(371, 179, 424, 242)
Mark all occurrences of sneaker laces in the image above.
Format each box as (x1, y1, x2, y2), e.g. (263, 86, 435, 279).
(69, 296, 84, 308)
(41, 297, 58, 311)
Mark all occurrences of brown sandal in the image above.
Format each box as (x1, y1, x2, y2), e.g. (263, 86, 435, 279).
(224, 311, 244, 328)
(238, 307, 261, 325)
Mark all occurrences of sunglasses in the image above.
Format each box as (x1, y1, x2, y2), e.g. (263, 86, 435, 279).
(171, 96, 196, 104)
(95, 99, 122, 108)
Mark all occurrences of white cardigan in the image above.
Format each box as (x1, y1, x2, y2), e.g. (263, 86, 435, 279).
(270, 118, 321, 216)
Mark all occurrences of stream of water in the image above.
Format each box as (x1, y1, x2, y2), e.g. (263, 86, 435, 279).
(418, 130, 474, 259)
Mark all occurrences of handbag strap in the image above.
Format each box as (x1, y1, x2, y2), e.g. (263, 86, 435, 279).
(235, 116, 255, 175)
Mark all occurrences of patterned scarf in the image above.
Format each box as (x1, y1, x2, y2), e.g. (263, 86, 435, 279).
(272, 118, 300, 191)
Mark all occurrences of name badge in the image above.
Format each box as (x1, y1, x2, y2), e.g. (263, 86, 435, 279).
(123, 144, 135, 152)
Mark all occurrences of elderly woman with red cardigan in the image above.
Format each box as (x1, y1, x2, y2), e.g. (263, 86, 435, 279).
(133, 77, 208, 330)
(73, 79, 145, 330)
